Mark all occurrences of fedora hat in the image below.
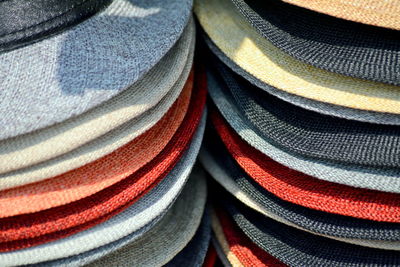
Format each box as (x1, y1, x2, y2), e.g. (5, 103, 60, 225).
(231, 0, 400, 85)
(0, 0, 193, 140)
(211, 208, 285, 267)
(221, 197, 400, 267)
(210, 107, 400, 223)
(0, 74, 192, 218)
(207, 69, 400, 194)
(200, 139, 400, 249)
(86, 170, 207, 267)
(202, 148, 400, 251)
(0, 118, 206, 266)
(164, 209, 211, 267)
(0, 79, 206, 251)
(0, 22, 194, 175)
(195, 0, 400, 114)
(0, 23, 195, 192)
(213, 60, 400, 168)
(207, 43, 400, 126)
(282, 0, 400, 31)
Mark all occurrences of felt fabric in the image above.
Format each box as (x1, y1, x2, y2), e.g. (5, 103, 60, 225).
(200, 144, 400, 250)
(221, 199, 400, 267)
(0, 116, 205, 266)
(231, 0, 400, 85)
(194, 0, 400, 114)
(0, 0, 193, 140)
(213, 208, 286, 267)
(87, 169, 207, 267)
(165, 208, 211, 267)
(210, 108, 400, 223)
(212, 55, 400, 168)
(0, 22, 194, 175)
(0, 68, 192, 218)
(282, 0, 400, 31)
(0, 21, 195, 192)
(206, 67, 400, 194)
(0, 67, 207, 251)
(206, 45, 400, 126)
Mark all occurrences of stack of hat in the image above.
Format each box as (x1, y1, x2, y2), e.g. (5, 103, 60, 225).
(195, 0, 400, 265)
(0, 0, 211, 266)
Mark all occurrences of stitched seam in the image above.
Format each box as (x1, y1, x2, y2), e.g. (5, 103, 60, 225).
(0, 0, 92, 38)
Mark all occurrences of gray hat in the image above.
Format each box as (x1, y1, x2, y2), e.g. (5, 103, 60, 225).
(0, 112, 206, 266)
(0, 0, 193, 140)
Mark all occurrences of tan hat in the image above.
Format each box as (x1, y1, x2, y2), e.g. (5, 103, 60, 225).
(282, 0, 400, 30)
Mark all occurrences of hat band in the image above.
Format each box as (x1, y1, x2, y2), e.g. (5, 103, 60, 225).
(0, 0, 112, 52)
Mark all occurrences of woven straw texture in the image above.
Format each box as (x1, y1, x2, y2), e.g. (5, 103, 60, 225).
(0, 70, 207, 251)
(232, 0, 400, 85)
(222, 199, 400, 267)
(213, 208, 286, 267)
(283, 0, 400, 30)
(87, 169, 207, 267)
(0, 72, 191, 217)
(200, 145, 400, 250)
(0, 115, 205, 266)
(216, 58, 400, 168)
(0, 0, 193, 140)
(207, 69, 400, 194)
(211, 109, 400, 223)
(207, 47, 400, 126)
(194, 0, 400, 114)
(0, 22, 194, 175)
(0, 20, 195, 192)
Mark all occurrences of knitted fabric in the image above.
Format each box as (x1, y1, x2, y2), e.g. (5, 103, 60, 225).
(214, 57, 400, 168)
(0, 0, 193, 140)
(222, 199, 400, 267)
(200, 133, 400, 242)
(232, 0, 400, 85)
(164, 208, 211, 267)
(214, 208, 286, 267)
(206, 68, 400, 194)
(0, 68, 207, 251)
(0, 22, 194, 175)
(194, 0, 400, 114)
(0, 119, 206, 266)
(0, 22, 194, 192)
(282, 0, 400, 31)
(87, 172, 207, 267)
(0, 71, 192, 218)
(211, 109, 400, 222)
(206, 45, 400, 126)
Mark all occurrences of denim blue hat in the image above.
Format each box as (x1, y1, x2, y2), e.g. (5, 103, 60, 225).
(0, 112, 206, 267)
(0, 0, 193, 140)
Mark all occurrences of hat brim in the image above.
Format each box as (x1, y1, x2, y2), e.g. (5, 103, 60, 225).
(207, 41, 400, 126)
(201, 147, 400, 250)
(222, 199, 400, 266)
(194, 0, 400, 114)
(0, 113, 206, 266)
(0, 21, 195, 175)
(207, 69, 400, 193)
(231, 0, 400, 85)
(0, 0, 193, 140)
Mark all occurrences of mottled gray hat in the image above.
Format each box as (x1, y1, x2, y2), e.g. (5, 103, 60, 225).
(0, 0, 193, 140)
